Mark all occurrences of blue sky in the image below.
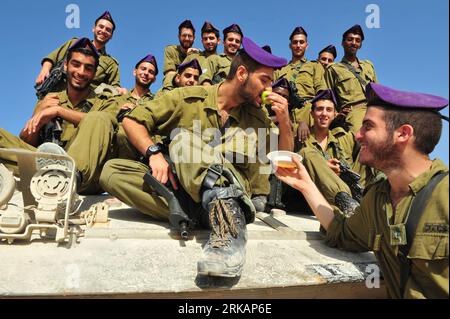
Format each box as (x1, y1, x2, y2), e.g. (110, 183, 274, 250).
(0, 0, 448, 164)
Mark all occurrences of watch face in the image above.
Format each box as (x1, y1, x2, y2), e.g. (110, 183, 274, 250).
(149, 145, 159, 152)
(147, 144, 161, 157)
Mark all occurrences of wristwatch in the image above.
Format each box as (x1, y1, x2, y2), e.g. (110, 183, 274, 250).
(145, 144, 162, 159)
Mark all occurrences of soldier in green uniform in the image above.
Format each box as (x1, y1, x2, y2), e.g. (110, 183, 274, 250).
(35, 11, 124, 95)
(199, 24, 243, 85)
(182, 21, 220, 70)
(274, 26, 309, 85)
(162, 19, 197, 88)
(155, 58, 202, 98)
(1, 39, 118, 194)
(294, 45, 337, 144)
(275, 82, 449, 299)
(113, 54, 158, 160)
(325, 24, 377, 133)
(296, 89, 374, 214)
(99, 37, 292, 278)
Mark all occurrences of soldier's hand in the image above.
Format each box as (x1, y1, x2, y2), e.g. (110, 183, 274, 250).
(267, 90, 290, 127)
(149, 153, 178, 190)
(117, 87, 128, 95)
(24, 106, 59, 135)
(297, 121, 310, 143)
(275, 156, 314, 192)
(337, 106, 351, 119)
(39, 94, 60, 110)
(187, 48, 200, 55)
(327, 158, 341, 175)
(35, 62, 53, 85)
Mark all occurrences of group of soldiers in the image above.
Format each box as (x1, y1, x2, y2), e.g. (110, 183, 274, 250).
(0, 11, 448, 299)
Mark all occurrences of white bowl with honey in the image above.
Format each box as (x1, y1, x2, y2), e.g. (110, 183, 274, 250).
(267, 151, 303, 169)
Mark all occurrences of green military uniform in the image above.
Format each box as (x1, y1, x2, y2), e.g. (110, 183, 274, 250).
(155, 75, 177, 98)
(298, 127, 357, 204)
(292, 60, 328, 129)
(99, 85, 276, 220)
(162, 45, 187, 88)
(112, 89, 155, 160)
(274, 57, 308, 85)
(42, 38, 120, 93)
(325, 160, 449, 298)
(273, 58, 308, 137)
(199, 54, 232, 85)
(182, 51, 210, 71)
(325, 57, 377, 133)
(0, 89, 118, 194)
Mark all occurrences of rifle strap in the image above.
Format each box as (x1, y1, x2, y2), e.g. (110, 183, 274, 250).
(342, 62, 369, 93)
(398, 171, 448, 297)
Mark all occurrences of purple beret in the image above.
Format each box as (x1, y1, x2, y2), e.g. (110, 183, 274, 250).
(343, 24, 364, 41)
(312, 89, 338, 107)
(135, 54, 158, 75)
(319, 45, 337, 58)
(178, 19, 195, 34)
(177, 58, 202, 75)
(68, 38, 99, 59)
(95, 11, 116, 31)
(223, 24, 243, 38)
(289, 26, 308, 40)
(366, 83, 448, 111)
(241, 37, 287, 69)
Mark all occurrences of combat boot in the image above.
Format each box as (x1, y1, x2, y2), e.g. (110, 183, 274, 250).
(251, 195, 267, 212)
(197, 193, 247, 277)
(334, 191, 360, 217)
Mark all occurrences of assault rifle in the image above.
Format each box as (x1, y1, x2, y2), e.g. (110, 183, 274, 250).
(339, 161, 364, 202)
(35, 59, 66, 100)
(266, 80, 307, 116)
(41, 117, 64, 147)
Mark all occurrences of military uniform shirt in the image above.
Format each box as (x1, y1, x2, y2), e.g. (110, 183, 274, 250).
(43, 38, 120, 89)
(295, 60, 328, 99)
(33, 89, 117, 145)
(325, 57, 377, 110)
(112, 89, 154, 109)
(182, 50, 212, 74)
(274, 57, 308, 86)
(199, 54, 232, 85)
(299, 127, 357, 165)
(326, 160, 449, 298)
(163, 45, 187, 75)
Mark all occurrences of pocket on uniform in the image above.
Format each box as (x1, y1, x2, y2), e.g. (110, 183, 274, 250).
(408, 233, 448, 260)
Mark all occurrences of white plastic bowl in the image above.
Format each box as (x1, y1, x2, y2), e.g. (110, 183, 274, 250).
(267, 151, 303, 169)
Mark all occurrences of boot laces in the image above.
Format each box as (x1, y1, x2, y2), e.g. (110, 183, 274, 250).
(209, 199, 239, 248)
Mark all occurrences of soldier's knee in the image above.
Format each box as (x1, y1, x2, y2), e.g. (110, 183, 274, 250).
(99, 159, 121, 191)
(81, 111, 117, 129)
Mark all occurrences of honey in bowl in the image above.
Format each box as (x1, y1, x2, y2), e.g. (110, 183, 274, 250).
(274, 155, 297, 169)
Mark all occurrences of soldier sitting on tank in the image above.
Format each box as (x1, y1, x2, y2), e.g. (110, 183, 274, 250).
(99, 37, 293, 278)
(0, 38, 119, 195)
(294, 89, 378, 216)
